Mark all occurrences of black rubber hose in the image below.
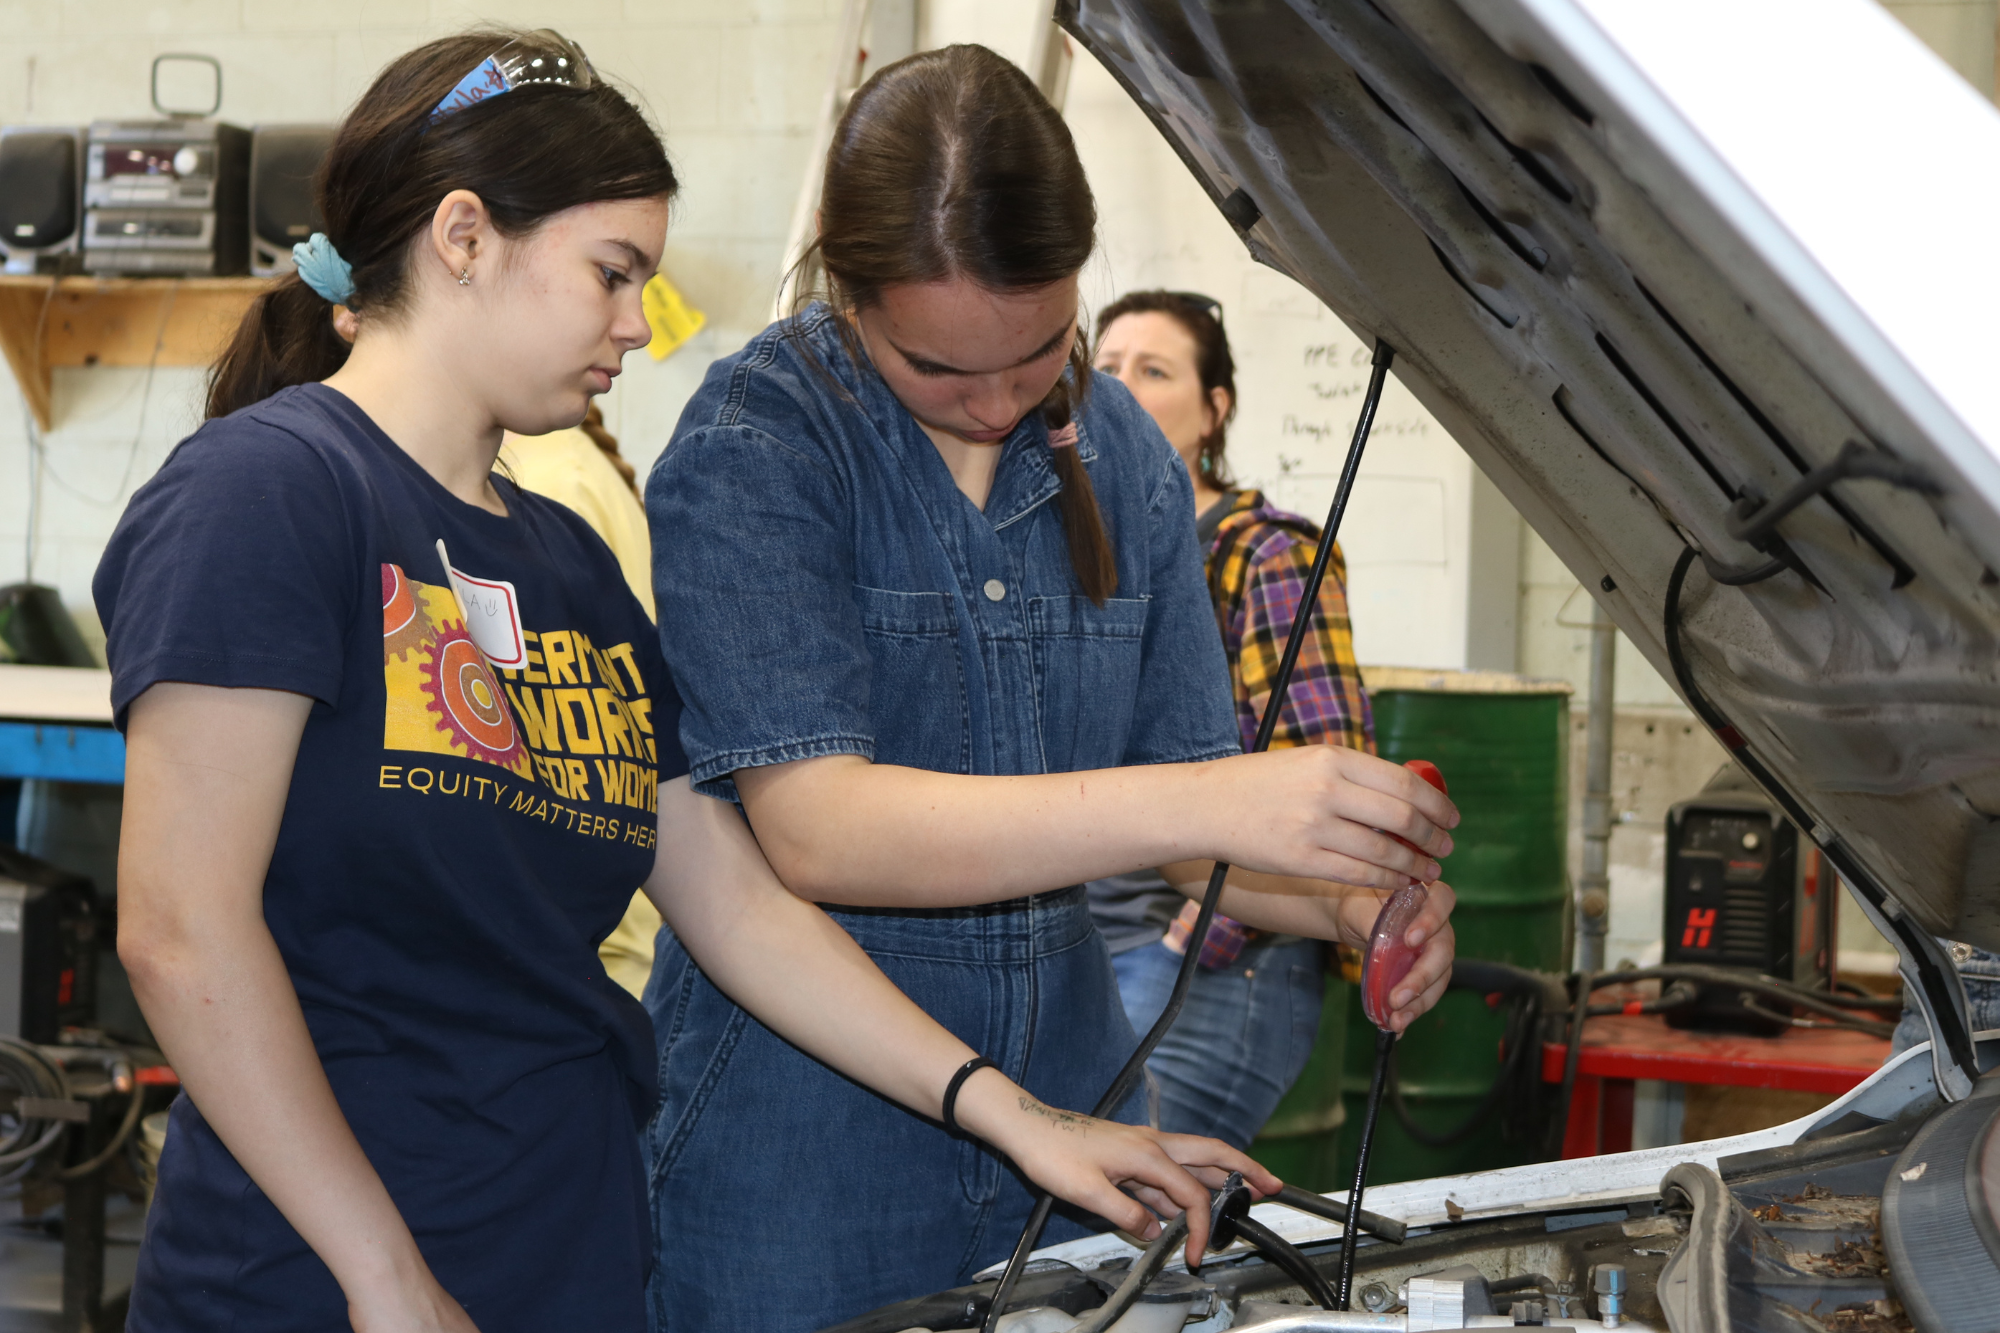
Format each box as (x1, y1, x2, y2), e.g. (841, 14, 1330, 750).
(1738, 995, 1893, 1037)
(1830, 982, 1905, 1012)
(1583, 979, 1699, 1018)
(1268, 1183, 1406, 1243)
(1549, 971, 1594, 1160)
(58, 1072, 146, 1180)
(1587, 966, 1898, 1032)
(1386, 989, 1538, 1150)
(1231, 1214, 1339, 1310)
(980, 341, 1401, 1332)
(0, 1039, 70, 1174)
(1726, 440, 1939, 548)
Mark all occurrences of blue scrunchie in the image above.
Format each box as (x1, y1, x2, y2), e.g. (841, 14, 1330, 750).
(293, 232, 355, 305)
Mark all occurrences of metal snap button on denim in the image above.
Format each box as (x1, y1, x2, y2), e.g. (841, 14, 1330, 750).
(983, 579, 1006, 602)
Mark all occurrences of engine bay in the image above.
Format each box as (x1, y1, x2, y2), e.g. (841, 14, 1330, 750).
(822, 1039, 2000, 1333)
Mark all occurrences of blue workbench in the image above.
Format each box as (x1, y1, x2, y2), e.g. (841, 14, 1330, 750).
(0, 666, 123, 785)
(0, 720, 124, 784)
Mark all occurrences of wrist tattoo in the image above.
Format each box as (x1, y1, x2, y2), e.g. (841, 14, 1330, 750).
(1019, 1096, 1096, 1133)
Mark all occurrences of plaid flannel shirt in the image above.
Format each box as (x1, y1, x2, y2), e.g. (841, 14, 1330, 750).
(1206, 489, 1375, 757)
(1163, 489, 1375, 966)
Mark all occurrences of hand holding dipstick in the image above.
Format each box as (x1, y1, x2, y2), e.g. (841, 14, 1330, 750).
(1360, 759, 1451, 1030)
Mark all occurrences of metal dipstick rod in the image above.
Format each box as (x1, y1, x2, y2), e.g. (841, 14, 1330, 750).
(1337, 1025, 1397, 1308)
(980, 341, 1399, 1333)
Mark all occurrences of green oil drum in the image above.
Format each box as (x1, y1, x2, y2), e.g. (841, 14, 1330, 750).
(1251, 667, 1571, 1191)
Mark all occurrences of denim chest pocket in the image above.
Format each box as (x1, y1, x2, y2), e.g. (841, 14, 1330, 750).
(1028, 594, 1151, 769)
(853, 584, 970, 773)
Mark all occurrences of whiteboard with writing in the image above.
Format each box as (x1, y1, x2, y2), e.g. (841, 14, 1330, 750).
(1068, 50, 1476, 669)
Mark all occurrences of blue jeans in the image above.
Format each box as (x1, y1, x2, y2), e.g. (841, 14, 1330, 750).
(642, 887, 1146, 1333)
(1891, 943, 2000, 1054)
(1112, 936, 1326, 1149)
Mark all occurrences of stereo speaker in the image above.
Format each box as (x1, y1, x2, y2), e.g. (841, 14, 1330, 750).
(0, 127, 83, 274)
(250, 123, 335, 278)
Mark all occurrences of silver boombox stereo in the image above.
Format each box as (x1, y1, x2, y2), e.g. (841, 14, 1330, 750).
(83, 118, 248, 275)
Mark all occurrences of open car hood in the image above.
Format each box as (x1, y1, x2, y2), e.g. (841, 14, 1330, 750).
(1060, 0, 2000, 1097)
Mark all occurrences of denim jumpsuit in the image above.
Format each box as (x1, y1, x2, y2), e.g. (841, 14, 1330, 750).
(642, 307, 1240, 1333)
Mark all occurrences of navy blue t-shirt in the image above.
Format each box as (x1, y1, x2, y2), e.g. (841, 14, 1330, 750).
(94, 383, 686, 1331)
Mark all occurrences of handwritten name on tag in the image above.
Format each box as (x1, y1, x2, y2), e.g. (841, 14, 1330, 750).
(435, 539, 528, 670)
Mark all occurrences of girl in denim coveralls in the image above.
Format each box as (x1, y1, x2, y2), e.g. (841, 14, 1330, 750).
(645, 45, 1462, 1333)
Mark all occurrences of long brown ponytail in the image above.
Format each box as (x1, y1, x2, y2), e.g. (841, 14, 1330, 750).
(796, 44, 1117, 604)
(208, 29, 676, 420)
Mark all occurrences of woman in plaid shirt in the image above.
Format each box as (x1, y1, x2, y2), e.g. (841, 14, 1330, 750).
(1086, 290, 1390, 1149)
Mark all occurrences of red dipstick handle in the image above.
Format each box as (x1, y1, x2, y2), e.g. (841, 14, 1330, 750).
(1359, 760, 1449, 1030)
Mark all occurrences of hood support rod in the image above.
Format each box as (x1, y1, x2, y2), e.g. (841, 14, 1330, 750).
(980, 341, 1400, 1332)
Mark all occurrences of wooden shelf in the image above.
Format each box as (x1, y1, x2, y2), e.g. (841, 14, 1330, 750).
(0, 275, 271, 431)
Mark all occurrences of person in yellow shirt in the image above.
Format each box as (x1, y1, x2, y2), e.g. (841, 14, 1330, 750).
(499, 404, 661, 996)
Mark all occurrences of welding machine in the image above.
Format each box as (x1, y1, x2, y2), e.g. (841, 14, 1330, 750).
(0, 845, 97, 1044)
(1661, 765, 1833, 1033)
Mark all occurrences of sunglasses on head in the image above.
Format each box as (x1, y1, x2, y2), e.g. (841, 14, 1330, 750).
(1167, 291, 1223, 323)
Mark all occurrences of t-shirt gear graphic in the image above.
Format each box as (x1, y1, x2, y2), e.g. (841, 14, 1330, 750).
(420, 623, 523, 766)
(382, 563, 434, 663)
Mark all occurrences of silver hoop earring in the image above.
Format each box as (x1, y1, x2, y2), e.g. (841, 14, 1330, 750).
(458, 268, 471, 286)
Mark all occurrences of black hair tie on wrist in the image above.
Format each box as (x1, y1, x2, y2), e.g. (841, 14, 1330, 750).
(942, 1056, 1000, 1135)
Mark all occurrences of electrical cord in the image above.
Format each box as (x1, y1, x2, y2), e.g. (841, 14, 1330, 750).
(1737, 996, 1894, 1037)
(1421, 960, 1884, 1160)
(34, 280, 179, 512)
(1548, 963, 1897, 1154)
(0, 1038, 156, 1189)
(1439, 952, 1895, 1161)
(979, 341, 1402, 1332)
(1387, 971, 1546, 1150)
(58, 1065, 145, 1181)
(1725, 440, 1941, 549)
(0, 1039, 72, 1184)
(1549, 970, 1594, 1160)
(1829, 983, 1904, 1012)
(1591, 966, 1900, 1032)
(1693, 438, 1935, 588)
(1584, 980, 1699, 1018)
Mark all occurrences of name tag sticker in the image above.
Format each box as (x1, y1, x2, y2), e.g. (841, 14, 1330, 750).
(435, 538, 528, 670)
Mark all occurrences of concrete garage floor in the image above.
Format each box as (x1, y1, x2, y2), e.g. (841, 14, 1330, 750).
(0, 1194, 144, 1332)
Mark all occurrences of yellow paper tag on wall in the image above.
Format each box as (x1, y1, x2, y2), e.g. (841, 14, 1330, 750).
(643, 272, 706, 361)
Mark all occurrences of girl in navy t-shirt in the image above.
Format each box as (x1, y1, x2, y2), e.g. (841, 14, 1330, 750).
(95, 29, 1275, 1333)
